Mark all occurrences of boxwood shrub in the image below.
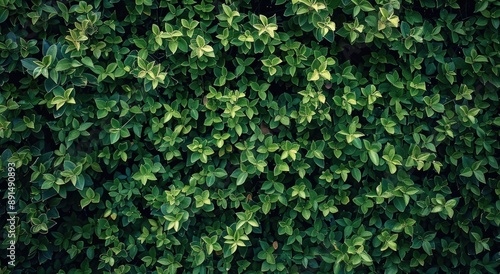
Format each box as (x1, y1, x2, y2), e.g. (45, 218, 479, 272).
(1, 0, 499, 273)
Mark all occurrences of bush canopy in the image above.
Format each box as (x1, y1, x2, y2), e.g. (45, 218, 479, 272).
(1, 0, 499, 273)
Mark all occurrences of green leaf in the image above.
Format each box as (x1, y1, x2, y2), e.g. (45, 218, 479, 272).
(74, 175, 85, 190)
(55, 58, 76, 71)
(368, 150, 379, 166)
(67, 130, 80, 141)
(110, 132, 120, 144)
(262, 202, 271, 214)
(460, 167, 473, 177)
(21, 58, 39, 71)
(422, 241, 432, 255)
(386, 72, 404, 89)
(168, 40, 178, 53)
(46, 45, 58, 61)
(401, 21, 410, 37)
(351, 168, 361, 182)
(393, 197, 406, 212)
(473, 170, 486, 183)
(44, 79, 58, 92)
(236, 171, 248, 186)
(81, 57, 94, 68)
(0, 9, 9, 24)
(57, 1, 69, 22)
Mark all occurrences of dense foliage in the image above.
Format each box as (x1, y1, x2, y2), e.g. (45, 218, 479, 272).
(1, 0, 500, 273)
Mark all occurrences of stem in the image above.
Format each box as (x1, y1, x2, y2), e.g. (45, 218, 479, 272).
(121, 114, 136, 129)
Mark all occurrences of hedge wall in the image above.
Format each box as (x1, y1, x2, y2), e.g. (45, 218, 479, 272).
(1, 0, 499, 273)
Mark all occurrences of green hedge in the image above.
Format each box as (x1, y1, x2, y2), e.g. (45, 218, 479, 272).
(1, 0, 500, 273)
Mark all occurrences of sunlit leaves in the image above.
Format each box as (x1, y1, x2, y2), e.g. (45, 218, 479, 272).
(253, 15, 278, 38)
(132, 164, 157, 185)
(189, 35, 215, 58)
(50, 87, 76, 110)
